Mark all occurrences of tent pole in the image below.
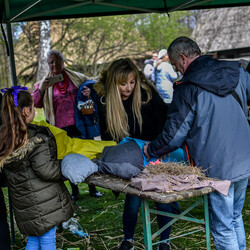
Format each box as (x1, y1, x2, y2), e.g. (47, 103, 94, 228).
(4, 0, 18, 86)
(6, 21, 17, 86)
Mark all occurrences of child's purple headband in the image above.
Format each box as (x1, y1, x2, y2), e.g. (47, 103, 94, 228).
(1, 86, 28, 107)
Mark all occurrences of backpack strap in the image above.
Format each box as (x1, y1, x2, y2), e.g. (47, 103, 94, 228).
(231, 90, 250, 124)
(231, 90, 243, 109)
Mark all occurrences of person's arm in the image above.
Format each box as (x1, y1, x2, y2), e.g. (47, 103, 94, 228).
(143, 64, 153, 79)
(146, 84, 195, 158)
(29, 134, 62, 181)
(75, 86, 87, 138)
(32, 82, 45, 108)
(151, 67, 156, 83)
(167, 63, 178, 82)
(32, 74, 52, 108)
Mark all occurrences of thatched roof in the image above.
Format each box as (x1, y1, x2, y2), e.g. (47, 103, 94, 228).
(192, 6, 250, 53)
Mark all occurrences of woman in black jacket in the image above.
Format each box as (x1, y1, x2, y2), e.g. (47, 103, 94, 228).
(95, 58, 172, 250)
(0, 87, 77, 249)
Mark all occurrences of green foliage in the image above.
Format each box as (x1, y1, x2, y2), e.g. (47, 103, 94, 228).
(9, 11, 196, 82)
(135, 11, 193, 50)
(53, 15, 147, 77)
(33, 108, 46, 122)
(0, 30, 11, 88)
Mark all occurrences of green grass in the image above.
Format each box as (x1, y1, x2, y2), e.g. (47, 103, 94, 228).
(3, 183, 250, 250)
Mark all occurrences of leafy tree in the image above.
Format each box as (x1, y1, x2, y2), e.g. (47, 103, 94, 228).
(11, 11, 195, 84)
(0, 23, 21, 88)
(0, 32, 10, 88)
(134, 11, 194, 50)
(53, 15, 147, 77)
(14, 21, 39, 84)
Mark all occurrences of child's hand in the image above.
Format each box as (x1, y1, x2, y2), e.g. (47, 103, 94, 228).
(81, 86, 91, 98)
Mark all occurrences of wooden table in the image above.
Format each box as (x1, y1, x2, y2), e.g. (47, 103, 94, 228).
(86, 173, 214, 250)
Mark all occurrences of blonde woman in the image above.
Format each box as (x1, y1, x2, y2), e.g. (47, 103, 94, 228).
(95, 58, 172, 250)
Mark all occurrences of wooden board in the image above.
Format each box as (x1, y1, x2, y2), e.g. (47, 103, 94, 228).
(85, 173, 214, 204)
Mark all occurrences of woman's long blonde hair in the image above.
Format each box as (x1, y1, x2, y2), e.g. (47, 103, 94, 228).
(98, 58, 154, 142)
(0, 90, 32, 167)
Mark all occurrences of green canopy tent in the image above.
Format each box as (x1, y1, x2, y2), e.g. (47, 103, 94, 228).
(1, 0, 250, 85)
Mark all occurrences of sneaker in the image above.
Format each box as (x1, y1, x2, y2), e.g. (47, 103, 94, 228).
(90, 191, 103, 197)
(89, 185, 103, 197)
(157, 242, 170, 250)
(118, 240, 134, 250)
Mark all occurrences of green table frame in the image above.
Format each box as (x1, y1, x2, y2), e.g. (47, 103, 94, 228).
(86, 173, 214, 250)
(141, 194, 211, 249)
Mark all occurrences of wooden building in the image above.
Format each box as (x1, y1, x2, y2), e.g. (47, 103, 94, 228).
(192, 6, 250, 60)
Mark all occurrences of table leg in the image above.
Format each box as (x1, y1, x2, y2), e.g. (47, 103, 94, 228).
(141, 199, 153, 250)
(203, 194, 211, 250)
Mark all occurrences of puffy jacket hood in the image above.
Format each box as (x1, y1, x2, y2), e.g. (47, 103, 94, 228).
(2, 124, 51, 170)
(181, 55, 240, 97)
(3, 137, 42, 167)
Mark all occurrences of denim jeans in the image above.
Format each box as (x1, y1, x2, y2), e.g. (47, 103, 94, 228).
(123, 194, 173, 241)
(25, 226, 56, 250)
(208, 178, 248, 250)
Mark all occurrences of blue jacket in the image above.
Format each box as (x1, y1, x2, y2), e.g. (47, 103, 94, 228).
(75, 80, 100, 139)
(152, 61, 178, 103)
(148, 55, 250, 182)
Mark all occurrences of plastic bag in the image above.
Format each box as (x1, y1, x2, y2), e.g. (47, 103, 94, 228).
(62, 217, 88, 238)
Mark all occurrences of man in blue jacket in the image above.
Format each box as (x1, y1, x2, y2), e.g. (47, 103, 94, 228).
(144, 36, 250, 250)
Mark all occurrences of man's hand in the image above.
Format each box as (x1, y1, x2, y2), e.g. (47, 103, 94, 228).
(159, 153, 170, 161)
(143, 142, 151, 161)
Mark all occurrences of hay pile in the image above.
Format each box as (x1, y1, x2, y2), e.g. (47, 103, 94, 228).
(145, 162, 212, 181)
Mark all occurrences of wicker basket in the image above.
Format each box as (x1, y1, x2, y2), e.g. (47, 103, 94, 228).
(80, 100, 94, 115)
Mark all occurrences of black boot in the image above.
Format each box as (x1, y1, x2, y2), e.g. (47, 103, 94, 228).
(70, 182, 80, 201)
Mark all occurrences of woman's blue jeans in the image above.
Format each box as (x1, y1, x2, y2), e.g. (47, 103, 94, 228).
(123, 194, 173, 242)
(208, 178, 248, 250)
(25, 226, 56, 250)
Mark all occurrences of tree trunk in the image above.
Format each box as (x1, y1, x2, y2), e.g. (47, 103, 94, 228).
(36, 20, 50, 82)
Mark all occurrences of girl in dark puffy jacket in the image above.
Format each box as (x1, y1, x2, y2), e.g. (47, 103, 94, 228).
(0, 87, 77, 250)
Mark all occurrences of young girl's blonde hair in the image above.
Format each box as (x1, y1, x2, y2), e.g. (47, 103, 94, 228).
(0, 89, 33, 167)
(98, 58, 155, 142)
